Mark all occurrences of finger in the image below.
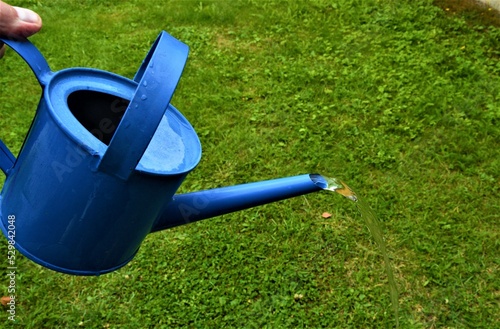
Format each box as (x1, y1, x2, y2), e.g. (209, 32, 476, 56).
(0, 3, 42, 39)
(13, 6, 42, 38)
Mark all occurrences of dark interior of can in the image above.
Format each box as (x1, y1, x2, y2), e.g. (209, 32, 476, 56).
(67, 90, 130, 145)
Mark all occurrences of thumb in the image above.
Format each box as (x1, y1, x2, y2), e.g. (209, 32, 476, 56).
(0, 2, 42, 39)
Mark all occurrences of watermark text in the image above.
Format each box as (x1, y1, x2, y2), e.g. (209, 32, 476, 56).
(6, 214, 16, 321)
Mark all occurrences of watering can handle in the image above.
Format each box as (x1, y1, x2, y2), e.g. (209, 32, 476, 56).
(0, 37, 52, 85)
(97, 31, 189, 179)
(0, 38, 52, 175)
(0, 140, 15, 176)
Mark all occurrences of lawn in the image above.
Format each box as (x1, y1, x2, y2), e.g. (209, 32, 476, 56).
(0, 0, 499, 328)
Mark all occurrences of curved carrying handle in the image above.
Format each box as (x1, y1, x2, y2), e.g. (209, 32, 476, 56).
(97, 31, 189, 180)
(0, 37, 52, 85)
(0, 38, 52, 175)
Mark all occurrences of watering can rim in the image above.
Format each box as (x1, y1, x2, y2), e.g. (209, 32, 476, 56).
(41, 67, 202, 177)
(1, 32, 202, 177)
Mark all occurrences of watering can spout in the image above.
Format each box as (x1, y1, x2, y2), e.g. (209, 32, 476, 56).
(151, 174, 329, 232)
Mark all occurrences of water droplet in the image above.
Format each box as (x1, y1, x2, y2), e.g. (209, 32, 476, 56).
(143, 80, 148, 87)
(141, 95, 147, 101)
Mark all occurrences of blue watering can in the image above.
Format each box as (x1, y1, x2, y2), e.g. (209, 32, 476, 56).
(0, 31, 330, 275)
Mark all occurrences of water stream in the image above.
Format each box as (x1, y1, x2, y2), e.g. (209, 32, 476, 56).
(322, 177, 399, 327)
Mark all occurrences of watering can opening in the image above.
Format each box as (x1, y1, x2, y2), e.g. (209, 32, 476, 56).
(45, 68, 202, 176)
(67, 90, 129, 146)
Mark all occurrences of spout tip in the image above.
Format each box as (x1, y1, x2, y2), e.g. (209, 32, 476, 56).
(309, 174, 328, 189)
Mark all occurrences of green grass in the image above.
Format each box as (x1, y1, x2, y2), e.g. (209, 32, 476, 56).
(1, 0, 499, 327)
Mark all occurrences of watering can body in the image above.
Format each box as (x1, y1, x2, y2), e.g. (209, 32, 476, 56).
(0, 32, 202, 275)
(0, 32, 328, 276)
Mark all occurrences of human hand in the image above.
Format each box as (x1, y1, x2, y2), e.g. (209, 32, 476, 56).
(0, 0, 42, 58)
